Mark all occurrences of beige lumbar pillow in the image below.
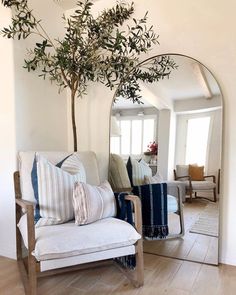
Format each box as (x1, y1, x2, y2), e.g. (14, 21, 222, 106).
(73, 180, 116, 225)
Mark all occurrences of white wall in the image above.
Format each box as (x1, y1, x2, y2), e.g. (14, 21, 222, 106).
(14, 0, 68, 151)
(77, 0, 236, 265)
(0, 0, 68, 258)
(75, 83, 114, 181)
(157, 108, 176, 181)
(208, 109, 222, 176)
(167, 110, 177, 180)
(0, 5, 17, 258)
(157, 109, 171, 179)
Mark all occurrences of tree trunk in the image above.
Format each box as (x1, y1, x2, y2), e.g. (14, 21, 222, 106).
(71, 90, 77, 152)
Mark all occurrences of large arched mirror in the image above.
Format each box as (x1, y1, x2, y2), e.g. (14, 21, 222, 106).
(109, 54, 223, 265)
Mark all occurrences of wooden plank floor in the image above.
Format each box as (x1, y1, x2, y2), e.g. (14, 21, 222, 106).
(0, 254, 236, 295)
(143, 198, 219, 265)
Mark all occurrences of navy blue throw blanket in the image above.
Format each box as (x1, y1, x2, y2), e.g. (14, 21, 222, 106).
(114, 192, 136, 269)
(132, 183, 169, 239)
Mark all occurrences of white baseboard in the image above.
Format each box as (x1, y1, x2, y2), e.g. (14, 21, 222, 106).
(0, 245, 16, 260)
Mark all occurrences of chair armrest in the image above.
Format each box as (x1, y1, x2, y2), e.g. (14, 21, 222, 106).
(125, 195, 142, 236)
(204, 175, 216, 183)
(16, 199, 35, 211)
(15, 199, 36, 254)
(114, 187, 133, 193)
(175, 175, 192, 191)
(174, 169, 191, 181)
(175, 175, 191, 181)
(167, 182, 183, 201)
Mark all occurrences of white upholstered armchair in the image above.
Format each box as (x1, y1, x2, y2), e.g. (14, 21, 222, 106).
(15, 151, 144, 295)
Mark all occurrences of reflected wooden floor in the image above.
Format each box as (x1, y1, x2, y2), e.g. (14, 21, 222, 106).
(1, 253, 236, 295)
(143, 198, 218, 265)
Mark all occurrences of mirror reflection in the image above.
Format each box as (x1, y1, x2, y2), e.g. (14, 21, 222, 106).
(109, 54, 222, 265)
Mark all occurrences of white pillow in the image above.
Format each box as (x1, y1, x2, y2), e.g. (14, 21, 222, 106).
(73, 181, 116, 225)
(32, 153, 86, 227)
(176, 164, 189, 180)
(144, 172, 164, 184)
(127, 157, 152, 186)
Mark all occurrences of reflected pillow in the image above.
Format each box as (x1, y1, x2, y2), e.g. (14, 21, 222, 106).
(109, 153, 131, 190)
(127, 157, 152, 186)
(73, 180, 116, 225)
(189, 164, 204, 181)
(176, 164, 189, 181)
(144, 172, 164, 184)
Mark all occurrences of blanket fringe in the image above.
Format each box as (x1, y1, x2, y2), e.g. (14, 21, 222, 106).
(143, 224, 169, 239)
(115, 254, 136, 270)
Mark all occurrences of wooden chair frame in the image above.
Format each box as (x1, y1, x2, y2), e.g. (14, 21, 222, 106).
(166, 186, 185, 239)
(143, 185, 185, 241)
(14, 172, 144, 295)
(173, 170, 217, 202)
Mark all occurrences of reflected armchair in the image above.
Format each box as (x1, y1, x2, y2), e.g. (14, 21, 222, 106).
(109, 154, 185, 239)
(174, 164, 217, 202)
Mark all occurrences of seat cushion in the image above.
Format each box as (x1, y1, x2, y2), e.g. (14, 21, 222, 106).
(18, 216, 141, 261)
(167, 194, 178, 213)
(191, 180, 216, 190)
(181, 180, 216, 190)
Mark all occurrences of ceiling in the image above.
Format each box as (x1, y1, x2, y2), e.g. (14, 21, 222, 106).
(153, 55, 221, 101)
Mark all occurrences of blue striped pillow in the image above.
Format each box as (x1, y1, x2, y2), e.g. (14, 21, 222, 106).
(31, 153, 86, 227)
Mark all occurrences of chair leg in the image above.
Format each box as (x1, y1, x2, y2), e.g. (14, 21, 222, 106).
(132, 239, 144, 287)
(213, 187, 217, 202)
(176, 187, 184, 237)
(16, 203, 37, 294)
(179, 206, 185, 236)
(27, 254, 37, 295)
(189, 189, 193, 203)
(116, 240, 144, 288)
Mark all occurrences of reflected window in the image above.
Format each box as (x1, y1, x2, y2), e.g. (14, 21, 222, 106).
(132, 120, 142, 154)
(110, 137, 120, 154)
(110, 116, 156, 157)
(120, 120, 131, 154)
(185, 116, 211, 166)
